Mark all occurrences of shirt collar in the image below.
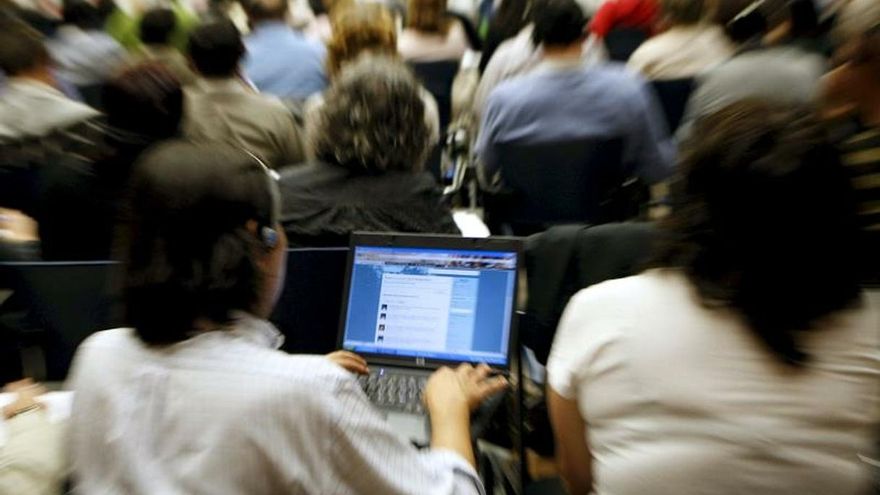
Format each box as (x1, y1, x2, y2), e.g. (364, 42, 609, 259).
(225, 311, 285, 350)
(193, 77, 253, 95)
(534, 56, 586, 74)
(252, 20, 300, 36)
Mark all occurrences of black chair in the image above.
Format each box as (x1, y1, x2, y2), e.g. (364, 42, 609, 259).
(604, 27, 649, 62)
(270, 248, 349, 355)
(0, 261, 122, 380)
(650, 78, 695, 133)
(485, 138, 640, 235)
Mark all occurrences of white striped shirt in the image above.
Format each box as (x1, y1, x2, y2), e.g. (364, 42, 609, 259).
(67, 314, 483, 494)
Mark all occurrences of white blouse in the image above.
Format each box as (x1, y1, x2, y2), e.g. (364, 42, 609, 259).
(68, 314, 482, 494)
(548, 269, 880, 495)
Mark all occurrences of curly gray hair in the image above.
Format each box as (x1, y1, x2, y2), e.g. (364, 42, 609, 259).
(308, 55, 432, 174)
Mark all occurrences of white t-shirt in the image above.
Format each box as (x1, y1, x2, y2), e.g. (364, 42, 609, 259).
(627, 24, 734, 80)
(548, 269, 880, 495)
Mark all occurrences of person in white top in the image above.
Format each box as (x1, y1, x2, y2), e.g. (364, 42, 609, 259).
(627, 0, 734, 79)
(398, 0, 470, 62)
(67, 142, 507, 494)
(546, 101, 880, 495)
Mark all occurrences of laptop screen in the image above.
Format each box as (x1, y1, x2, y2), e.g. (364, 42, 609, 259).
(341, 245, 517, 366)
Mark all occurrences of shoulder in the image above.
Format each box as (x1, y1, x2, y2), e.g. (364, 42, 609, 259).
(565, 269, 687, 323)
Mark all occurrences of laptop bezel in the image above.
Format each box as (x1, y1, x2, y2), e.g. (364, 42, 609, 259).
(337, 232, 522, 373)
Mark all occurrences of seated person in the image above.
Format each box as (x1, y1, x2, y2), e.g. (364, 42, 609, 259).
(183, 20, 305, 169)
(47, 0, 127, 89)
(280, 55, 459, 247)
(308, 2, 441, 144)
(67, 141, 505, 493)
(627, 0, 734, 79)
(1, 379, 65, 495)
(476, 0, 674, 189)
(133, 7, 195, 84)
(242, 0, 327, 100)
(398, 0, 470, 62)
(547, 102, 880, 494)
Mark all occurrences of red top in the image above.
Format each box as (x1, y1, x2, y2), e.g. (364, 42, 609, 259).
(589, 0, 659, 37)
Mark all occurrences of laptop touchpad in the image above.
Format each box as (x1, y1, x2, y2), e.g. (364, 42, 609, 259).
(385, 411, 429, 444)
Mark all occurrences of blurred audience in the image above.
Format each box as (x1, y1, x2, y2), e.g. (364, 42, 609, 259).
(183, 20, 305, 169)
(822, 0, 880, 283)
(67, 141, 501, 492)
(476, 0, 674, 187)
(479, 0, 532, 74)
(398, 0, 470, 62)
(547, 102, 879, 495)
(680, 0, 827, 132)
(589, 0, 658, 38)
(35, 63, 183, 261)
(472, 0, 605, 120)
(0, 379, 65, 495)
(242, 0, 328, 100)
(303, 0, 353, 42)
(133, 8, 196, 84)
(48, 0, 127, 90)
(627, 0, 734, 79)
(0, 22, 100, 216)
(312, 2, 440, 142)
(281, 56, 459, 247)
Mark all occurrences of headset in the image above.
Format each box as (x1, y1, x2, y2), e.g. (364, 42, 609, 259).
(242, 150, 281, 250)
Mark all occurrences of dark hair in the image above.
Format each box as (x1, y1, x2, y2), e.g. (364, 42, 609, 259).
(139, 7, 176, 45)
(532, 0, 587, 47)
(480, 0, 531, 73)
(309, 55, 431, 173)
(188, 20, 244, 77)
(0, 22, 49, 75)
(102, 62, 183, 140)
(654, 101, 862, 365)
(124, 142, 277, 345)
(62, 0, 103, 29)
(241, 0, 288, 23)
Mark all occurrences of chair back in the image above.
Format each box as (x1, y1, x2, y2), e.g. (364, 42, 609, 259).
(490, 138, 630, 232)
(270, 248, 349, 355)
(604, 27, 649, 61)
(410, 60, 460, 131)
(0, 261, 122, 380)
(650, 78, 695, 132)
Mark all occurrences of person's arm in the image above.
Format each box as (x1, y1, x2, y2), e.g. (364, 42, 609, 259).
(547, 387, 593, 494)
(318, 363, 506, 494)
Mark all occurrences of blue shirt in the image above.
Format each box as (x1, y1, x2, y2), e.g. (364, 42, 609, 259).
(244, 21, 328, 100)
(476, 61, 675, 184)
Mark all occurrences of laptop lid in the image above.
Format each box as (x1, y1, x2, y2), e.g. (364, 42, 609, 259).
(338, 232, 522, 371)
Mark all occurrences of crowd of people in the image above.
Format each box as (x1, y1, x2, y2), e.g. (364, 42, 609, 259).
(0, 0, 878, 493)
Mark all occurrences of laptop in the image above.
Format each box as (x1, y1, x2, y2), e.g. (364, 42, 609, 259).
(338, 232, 522, 443)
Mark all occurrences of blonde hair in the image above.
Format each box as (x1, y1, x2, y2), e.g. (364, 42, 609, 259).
(326, 3, 398, 78)
(406, 0, 450, 34)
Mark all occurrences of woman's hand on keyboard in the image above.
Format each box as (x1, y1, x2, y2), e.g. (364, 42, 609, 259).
(424, 364, 508, 416)
(326, 351, 370, 375)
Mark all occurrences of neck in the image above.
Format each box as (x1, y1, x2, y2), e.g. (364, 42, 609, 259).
(542, 42, 583, 62)
(13, 68, 57, 88)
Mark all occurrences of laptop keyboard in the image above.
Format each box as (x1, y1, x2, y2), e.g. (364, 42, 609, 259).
(358, 370, 428, 414)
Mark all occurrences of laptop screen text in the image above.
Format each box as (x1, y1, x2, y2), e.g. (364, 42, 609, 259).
(342, 246, 516, 366)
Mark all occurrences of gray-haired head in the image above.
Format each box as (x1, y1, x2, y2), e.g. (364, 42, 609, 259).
(308, 54, 432, 174)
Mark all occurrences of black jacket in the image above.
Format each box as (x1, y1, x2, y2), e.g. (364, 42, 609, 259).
(279, 161, 460, 247)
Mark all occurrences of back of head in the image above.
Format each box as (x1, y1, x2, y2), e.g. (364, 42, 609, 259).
(0, 20, 49, 76)
(660, 0, 710, 26)
(62, 0, 102, 30)
(309, 55, 431, 174)
(656, 101, 862, 365)
(139, 7, 176, 45)
(102, 62, 183, 140)
(124, 142, 278, 345)
(531, 0, 587, 47)
(327, 3, 397, 77)
(187, 19, 244, 78)
(407, 0, 449, 34)
(241, 0, 288, 24)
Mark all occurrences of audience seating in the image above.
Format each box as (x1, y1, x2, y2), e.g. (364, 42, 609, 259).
(484, 138, 642, 235)
(650, 78, 696, 133)
(0, 260, 122, 380)
(270, 247, 350, 355)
